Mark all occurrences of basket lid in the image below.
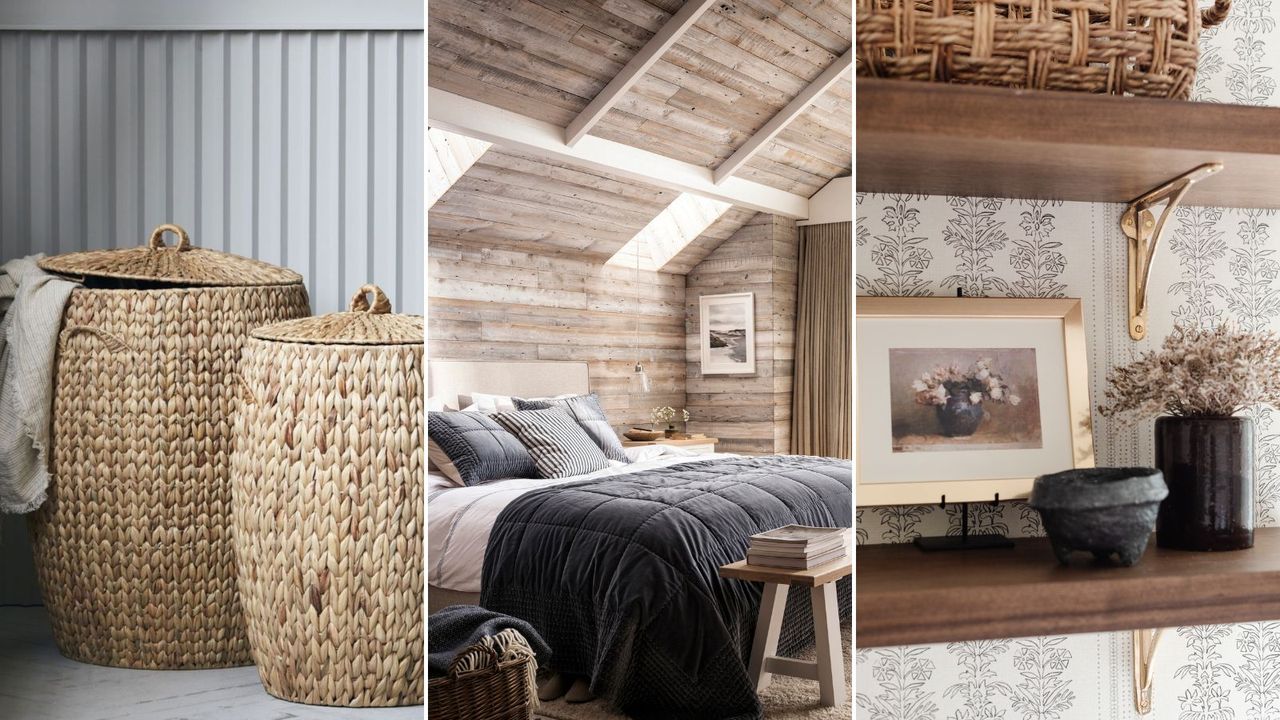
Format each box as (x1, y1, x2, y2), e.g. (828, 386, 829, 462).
(37, 224, 303, 287)
(253, 284, 422, 346)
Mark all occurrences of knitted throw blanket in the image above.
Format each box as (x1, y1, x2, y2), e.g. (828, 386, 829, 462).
(0, 256, 78, 514)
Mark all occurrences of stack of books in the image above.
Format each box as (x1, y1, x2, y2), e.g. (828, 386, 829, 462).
(747, 525, 848, 570)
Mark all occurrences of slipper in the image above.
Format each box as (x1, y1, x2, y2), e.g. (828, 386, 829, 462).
(538, 672, 572, 702)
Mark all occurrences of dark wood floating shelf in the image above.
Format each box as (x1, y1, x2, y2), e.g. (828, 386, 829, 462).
(857, 528, 1280, 648)
(857, 79, 1280, 208)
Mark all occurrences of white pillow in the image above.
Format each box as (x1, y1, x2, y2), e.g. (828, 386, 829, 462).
(459, 392, 577, 413)
(460, 392, 519, 413)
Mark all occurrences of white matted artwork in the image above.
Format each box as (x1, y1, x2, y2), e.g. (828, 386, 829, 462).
(699, 292, 756, 375)
(857, 297, 1095, 506)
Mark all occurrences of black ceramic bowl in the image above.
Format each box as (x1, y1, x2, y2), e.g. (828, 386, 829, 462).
(1028, 467, 1168, 566)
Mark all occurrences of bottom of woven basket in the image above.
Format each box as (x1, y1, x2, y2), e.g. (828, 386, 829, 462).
(257, 669, 424, 708)
(258, 687, 425, 708)
(52, 642, 254, 671)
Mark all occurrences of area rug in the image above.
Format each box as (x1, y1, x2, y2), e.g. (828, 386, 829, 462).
(534, 623, 852, 720)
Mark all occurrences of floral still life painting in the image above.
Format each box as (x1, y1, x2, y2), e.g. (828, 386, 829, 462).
(889, 348, 1044, 453)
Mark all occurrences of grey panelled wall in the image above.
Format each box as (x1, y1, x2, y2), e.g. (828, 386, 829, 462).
(0, 30, 424, 314)
(0, 29, 423, 606)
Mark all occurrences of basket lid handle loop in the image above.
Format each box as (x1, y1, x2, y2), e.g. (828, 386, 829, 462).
(148, 224, 192, 251)
(349, 284, 392, 314)
(1202, 0, 1231, 27)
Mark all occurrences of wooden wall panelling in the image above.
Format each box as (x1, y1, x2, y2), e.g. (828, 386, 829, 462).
(429, 146, 674, 259)
(685, 212, 799, 454)
(662, 205, 758, 275)
(427, 237, 688, 431)
(427, 127, 491, 208)
(739, 73, 853, 196)
(426, 0, 854, 195)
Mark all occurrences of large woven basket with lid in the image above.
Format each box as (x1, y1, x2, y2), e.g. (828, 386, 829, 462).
(29, 224, 311, 669)
(232, 284, 423, 707)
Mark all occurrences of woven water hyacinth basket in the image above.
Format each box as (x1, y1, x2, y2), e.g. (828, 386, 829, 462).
(29, 224, 310, 669)
(856, 0, 1232, 99)
(233, 284, 424, 707)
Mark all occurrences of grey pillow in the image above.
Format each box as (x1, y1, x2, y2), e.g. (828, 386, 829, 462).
(427, 411, 538, 486)
(514, 393, 629, 463)
(492, 408, 612, 479)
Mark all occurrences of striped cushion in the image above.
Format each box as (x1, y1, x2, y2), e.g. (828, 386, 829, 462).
(514, 393, 630, 463)
(492, 408, 612, 479)
(427, 411, 538, 486)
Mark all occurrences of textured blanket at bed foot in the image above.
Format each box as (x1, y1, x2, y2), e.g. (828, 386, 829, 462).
(480, 455, 852, 720)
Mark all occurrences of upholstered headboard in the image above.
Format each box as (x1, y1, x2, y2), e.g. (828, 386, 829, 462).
(427, 360, 590, 409)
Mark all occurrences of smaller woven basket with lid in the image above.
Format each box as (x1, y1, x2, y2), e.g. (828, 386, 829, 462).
(30, 223, 310, 670)
(232, 284, 424, 707)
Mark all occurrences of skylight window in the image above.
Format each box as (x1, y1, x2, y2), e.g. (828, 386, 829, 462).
(427, 127, 491, 208)
(607, 193, 733, 271)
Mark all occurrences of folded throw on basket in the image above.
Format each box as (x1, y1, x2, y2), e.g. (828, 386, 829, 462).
(428, 604, 551, 678)
(0, 256, 78, 514)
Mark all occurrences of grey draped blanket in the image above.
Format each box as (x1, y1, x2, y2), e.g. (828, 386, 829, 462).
(479, 455, 852, 720)
(427, 604, 551, 678)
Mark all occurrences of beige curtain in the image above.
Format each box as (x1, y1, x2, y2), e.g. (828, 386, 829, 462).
(791, 221, 851, 458)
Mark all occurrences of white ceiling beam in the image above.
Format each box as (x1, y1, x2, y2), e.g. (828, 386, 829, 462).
(563, 0, 717, 147)
(429, 88, 810, 219)
(713, 49, 854, 185)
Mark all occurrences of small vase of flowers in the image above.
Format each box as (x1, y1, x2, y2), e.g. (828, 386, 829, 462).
(912, 358, 1020, 437)
(1099, 324, 1280, 551)
(651, 406, 691, 438)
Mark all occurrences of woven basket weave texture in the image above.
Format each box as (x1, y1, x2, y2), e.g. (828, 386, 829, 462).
(856, 0, 1232, 99)
(31, 285, 310, 669)
(427, 657, 534, 720)
(233, 285, 424, 707)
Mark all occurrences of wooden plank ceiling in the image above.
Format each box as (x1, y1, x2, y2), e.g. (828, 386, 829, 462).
(428, 0, 853, 197)
(429, 147, 757, 268)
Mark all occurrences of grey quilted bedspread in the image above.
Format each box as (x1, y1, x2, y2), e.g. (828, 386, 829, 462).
(479, 455, 852, 720)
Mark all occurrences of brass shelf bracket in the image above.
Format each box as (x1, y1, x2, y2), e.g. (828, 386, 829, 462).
(1124, 163, 1223, 340)
(1133, 628, 1164, 715)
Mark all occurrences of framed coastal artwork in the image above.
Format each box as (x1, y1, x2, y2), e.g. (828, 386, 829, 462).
(699, 292, 756, 375)
(856, 297, 1095, 506)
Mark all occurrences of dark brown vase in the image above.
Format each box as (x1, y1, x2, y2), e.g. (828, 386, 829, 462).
(1154, 416, 1254, 551)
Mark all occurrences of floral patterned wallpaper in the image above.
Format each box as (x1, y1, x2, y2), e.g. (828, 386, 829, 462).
(856, 4, 1280, 716)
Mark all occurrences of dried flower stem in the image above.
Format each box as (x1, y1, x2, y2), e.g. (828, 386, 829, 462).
(1098, 324, 1280, 420)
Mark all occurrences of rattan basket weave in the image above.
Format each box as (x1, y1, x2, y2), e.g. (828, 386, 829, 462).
(856, 0, 1232, 99)
(427, 644, 535, 720)
(232, 284, 424, 707)
(29, 224, 310, 669)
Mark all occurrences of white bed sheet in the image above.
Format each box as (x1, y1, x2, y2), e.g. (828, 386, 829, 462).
(427, 445, 730, 593)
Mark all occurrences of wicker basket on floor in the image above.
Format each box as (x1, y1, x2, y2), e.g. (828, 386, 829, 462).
(856, 0, 1232, 99)
(232, 284, 424, 707)
(29, 223, 310, 669)
(428, 643, 536, 720)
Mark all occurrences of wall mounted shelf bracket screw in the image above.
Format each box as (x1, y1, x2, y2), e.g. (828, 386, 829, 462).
(1124, 163, 1223, 340)
(1133, 627, 1163, 714)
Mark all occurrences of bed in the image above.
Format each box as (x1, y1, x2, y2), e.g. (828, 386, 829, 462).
(427, 361, 852, 720)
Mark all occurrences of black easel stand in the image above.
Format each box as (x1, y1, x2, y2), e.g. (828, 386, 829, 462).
(913, 495, 1015, 552)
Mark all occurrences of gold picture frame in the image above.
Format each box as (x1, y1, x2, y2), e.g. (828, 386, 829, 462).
(856, 297, 1095, 506)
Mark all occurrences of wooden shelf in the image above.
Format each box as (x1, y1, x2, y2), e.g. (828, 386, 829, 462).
(856, 79, 1280, 208)
(856, 528, 1280, 648)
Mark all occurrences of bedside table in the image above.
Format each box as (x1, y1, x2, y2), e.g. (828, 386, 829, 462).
(620, 437, 719, 454)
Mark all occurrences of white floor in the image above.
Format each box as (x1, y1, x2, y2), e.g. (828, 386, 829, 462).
(0, 607, 423, 720)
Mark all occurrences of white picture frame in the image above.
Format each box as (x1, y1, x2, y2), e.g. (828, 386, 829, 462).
(699, 292, 756, 375)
